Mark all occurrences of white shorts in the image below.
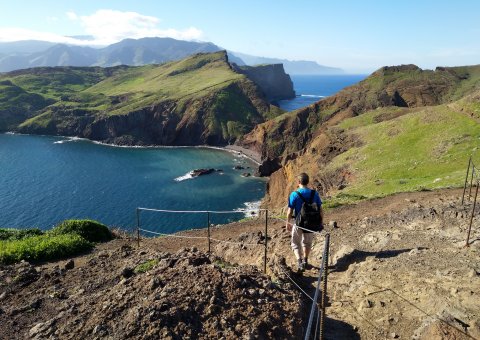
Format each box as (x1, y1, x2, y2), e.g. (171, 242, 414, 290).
(291, 224, 315, 250)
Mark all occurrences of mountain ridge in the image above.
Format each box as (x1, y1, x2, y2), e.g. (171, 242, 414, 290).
(0, 51, 289, 147)
(0, 37, 344, 75)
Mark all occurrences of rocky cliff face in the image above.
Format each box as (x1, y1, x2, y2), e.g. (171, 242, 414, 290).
(241, 64, 480, 209)
(18, 80, 272, 147)
(233, 64, 295, 102)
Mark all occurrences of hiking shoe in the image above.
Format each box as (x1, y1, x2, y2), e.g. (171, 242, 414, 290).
(302, 259, 310, 270)
(297, 259, 305, 273)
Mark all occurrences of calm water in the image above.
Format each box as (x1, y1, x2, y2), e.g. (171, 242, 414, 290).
(0, 134, 265, 233)
(1, 75, 364, 234)
(278, 74, 367, 111)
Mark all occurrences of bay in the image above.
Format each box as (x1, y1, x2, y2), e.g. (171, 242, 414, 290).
(0, 134, 265, 233)
(278, 74, 367, 111)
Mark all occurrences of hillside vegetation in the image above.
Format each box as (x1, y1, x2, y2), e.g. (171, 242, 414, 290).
(0, 51, 282, 146)
(248, 64, 480, 209)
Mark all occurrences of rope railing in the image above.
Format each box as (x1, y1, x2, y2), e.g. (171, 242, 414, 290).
(305, 233, 330, 340)
(136, 207, 269, 272)
(136, 207, 330, 339)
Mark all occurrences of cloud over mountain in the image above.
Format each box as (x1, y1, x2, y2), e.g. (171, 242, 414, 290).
(0, 9, 204, 46)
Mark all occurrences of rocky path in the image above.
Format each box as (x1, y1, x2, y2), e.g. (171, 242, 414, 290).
(1, 188, 479, 339)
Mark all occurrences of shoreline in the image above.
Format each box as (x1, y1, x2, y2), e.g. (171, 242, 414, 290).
(3, 132, 263, 166)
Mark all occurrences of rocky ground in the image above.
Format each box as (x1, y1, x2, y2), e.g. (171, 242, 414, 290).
(1, 188, 479, 339)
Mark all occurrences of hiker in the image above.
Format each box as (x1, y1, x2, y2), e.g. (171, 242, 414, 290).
(285, 172, 323, 272)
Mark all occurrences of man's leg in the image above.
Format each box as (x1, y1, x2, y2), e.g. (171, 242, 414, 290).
(291, 225, 304, 271)
(302, 232, 315, 268)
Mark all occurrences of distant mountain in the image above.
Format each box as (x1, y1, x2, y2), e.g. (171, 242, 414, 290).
(0, 40, 56, 55)
(228, 51, 343, 75)
(0, 38, 223, 72)
(0, 37, 343, 74)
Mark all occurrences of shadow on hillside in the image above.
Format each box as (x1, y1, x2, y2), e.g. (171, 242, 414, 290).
(330, 247, 428, 273)
(296, 281, 360, 340)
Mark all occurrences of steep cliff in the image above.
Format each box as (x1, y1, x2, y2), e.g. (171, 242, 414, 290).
(244, 64, 480, 209)
(239, 65, 480, 168)
(233, 64, 295, 102)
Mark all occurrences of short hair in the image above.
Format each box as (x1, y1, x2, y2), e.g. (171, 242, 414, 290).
(297, 173, 309, 185)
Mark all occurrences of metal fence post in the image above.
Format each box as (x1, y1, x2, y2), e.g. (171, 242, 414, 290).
(466, 181, 479, 247)
(462, 157, 472, 205)
(305, 233, 330, 340)
(264, 210, 268, 274)
(136, 208, 140, 248)
(207, 212, 211, 253)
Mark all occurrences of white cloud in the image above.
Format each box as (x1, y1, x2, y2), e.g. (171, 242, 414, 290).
(66, 11, 78, 21)
(78, 10, 203, 45)
(0, 28, 85, 44)
(0, 9, 203, 46)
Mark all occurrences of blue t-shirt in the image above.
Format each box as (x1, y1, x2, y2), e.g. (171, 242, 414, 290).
(288, 188, 322, 217)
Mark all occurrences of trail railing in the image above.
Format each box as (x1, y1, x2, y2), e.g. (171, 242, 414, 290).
(135, 207, 331, 338)
(461, 156, 479, 246)
(135, 207, 269, 273)
(304, 233, 330, 340)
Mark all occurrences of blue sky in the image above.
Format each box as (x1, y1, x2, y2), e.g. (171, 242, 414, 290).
(0, 0, 479, 73)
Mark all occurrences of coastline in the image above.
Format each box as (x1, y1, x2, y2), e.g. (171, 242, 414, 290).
(3, 132, 263, 166)
(224, 145, 262, 164)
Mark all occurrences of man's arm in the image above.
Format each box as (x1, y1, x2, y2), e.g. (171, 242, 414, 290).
(286, 207, 294, 232)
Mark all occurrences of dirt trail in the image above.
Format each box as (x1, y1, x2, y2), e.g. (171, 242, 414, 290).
(1, 188, 479, 339)
(144, 188, 480, 339)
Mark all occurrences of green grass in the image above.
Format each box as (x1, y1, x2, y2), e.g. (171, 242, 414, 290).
(326, 104, 480, 205)
(10, 51, 271, 134)
(134, 259, 159, 273)
(87, 51, 245, 116)
(0, 228, 43, 241)
(0, 234, 92, 265)
(0, 219, 112, 264)
(213, 259, 237, 269)
(48, 219, 113, 243)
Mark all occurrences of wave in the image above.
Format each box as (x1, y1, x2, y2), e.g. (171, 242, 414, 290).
(300, 94, 325, 98)
(53, 136, 85, 144)
(174, 172, 194, 182)
(234, 200, 262, 218)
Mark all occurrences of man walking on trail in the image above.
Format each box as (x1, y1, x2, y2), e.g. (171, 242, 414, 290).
(286, 173, 323, 272)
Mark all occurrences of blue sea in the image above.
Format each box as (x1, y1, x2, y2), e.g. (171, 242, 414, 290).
(278, 75, 367, 111)
(0, 134, 265, 233)
(0, 74, 364, 234)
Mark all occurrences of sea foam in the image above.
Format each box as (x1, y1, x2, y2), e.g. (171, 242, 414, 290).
(174, 172, 194, 182)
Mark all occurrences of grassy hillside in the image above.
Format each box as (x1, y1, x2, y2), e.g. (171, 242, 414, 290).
(243, 64, 480, 161)
(325, 104, 480, 205)
(260, 66, 480, 209)
(0, 51, 280, 145)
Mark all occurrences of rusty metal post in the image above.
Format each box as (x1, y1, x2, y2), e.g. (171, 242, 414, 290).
(264, 210, 268, 274)
(136, 208, 140, 248)
(462, 157, 472, 205)
(319, 234, 330, 340)
(207, 212, 211, 253)
(468, 166, 475, 200)
(466, 182, 479, 247)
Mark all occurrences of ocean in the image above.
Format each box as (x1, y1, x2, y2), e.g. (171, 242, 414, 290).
(0, 134, 265, 233)
(277, 75, 367, 111)
(1, 74, 365, 234)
